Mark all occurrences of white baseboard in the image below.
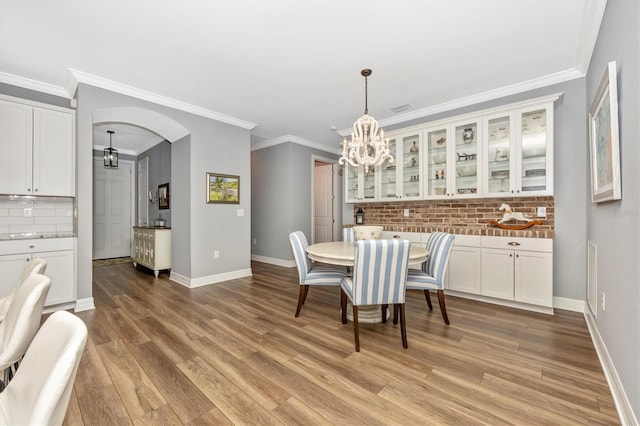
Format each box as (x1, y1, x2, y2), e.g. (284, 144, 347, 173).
(170, 268, 253, 288)
(584, 308, 637, 425)
(251, 254, 296, 268)
(74, 297, 95, 312)
(553, 296, 585, 312)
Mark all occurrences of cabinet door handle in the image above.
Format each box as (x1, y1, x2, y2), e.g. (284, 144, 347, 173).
(34, 188, 38, 192)
(27, 188, 31, 192)
(516, 254, 519, 258)
(510, 253, 513, 257)
(507, 242, 521, 246)
(28, 244, 35, 249)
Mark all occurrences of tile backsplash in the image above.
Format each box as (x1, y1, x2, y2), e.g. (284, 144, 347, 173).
(351, 196, 554, 238)
(0, 196, 74, 235)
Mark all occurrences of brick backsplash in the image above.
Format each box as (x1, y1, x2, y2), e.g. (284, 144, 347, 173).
(0, 196, 74, 235)
(351, 196, 554, 238)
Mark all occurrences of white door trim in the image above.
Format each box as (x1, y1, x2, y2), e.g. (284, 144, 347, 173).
(311, 155, 339, 244)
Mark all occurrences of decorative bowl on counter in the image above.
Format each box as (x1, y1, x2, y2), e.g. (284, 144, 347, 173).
(435, 187, 446, 195)
(405, 192, 419, 197)
(353, 225, 384, 240)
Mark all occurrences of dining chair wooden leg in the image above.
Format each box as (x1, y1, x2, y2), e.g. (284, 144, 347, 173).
(399, 304, 408, 349)
(437, 289, 450, 325)
(381, 304, 387, 323)
(295, 285, 308, 317)
(424, 289, 433, 311)
(341, 289, 348, 324)
(353, 305, 360, 352)
(392, 304, 399, 324)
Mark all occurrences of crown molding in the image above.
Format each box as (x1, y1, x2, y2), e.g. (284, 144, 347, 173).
(575, 0, 608, 73)
(0, 71, 70, 99)
(338, 68, 584, 137)
(251, 134, 340, 155)
(67, 68, 257, 130)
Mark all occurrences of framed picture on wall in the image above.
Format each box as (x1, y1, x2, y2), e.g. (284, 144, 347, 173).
(206, 173, 240, 204)
(158, 183, 170, 209)
(589, 61, 621, 203)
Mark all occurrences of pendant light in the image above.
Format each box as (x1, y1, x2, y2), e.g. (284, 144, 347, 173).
(339, 69, 393, 173)
(104, 130, 118, 168)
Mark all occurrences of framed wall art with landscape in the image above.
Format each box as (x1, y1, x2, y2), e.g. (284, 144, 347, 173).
(589, 61, 621, 203)
(207, 173, 240, 204)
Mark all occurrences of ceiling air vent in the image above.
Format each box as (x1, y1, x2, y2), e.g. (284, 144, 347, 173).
(390, 104, 412, 113)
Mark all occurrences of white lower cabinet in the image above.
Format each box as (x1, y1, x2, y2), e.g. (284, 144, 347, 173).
(480, 236, 553, 308)
(446, 235, 481, 294)
(132, 227, 171, 277)
(0, 238, 75, 307)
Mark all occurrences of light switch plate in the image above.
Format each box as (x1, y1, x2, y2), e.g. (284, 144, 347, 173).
(537, 207, 547, 218)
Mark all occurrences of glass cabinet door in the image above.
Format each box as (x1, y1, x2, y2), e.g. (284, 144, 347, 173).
(379, 137, 398, 200)
(486, 114, 512, 195)
(362, 167, 376, 200)
(519, 108, 548, 193)
(344, 164, 362, 202)
(401, 134, 421, 199)
(453, 121, 479, 196)
(425, 127, 448, 197)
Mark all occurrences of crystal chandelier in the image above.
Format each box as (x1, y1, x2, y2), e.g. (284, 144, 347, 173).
(339, 69, 393, 172)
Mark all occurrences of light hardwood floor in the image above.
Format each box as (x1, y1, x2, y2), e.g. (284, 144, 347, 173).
(62, 261, 620, 425)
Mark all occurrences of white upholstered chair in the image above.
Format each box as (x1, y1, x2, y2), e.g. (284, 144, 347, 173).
(0, 258, 47, 323)
(0, 273, 51, 388)
(0, 310, 88, 426)
(340, 239, 411, 351)
(289, 231, 347, 317)
(406, 232, 455, 324)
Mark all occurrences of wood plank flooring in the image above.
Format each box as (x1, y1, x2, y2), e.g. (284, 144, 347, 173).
(62, 261, 620, 425)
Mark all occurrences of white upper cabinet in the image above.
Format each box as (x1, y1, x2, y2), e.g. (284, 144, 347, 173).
(423, 119, 481, 198)
(343, 94, 558, 203)
(484, 103, 553, 197)
(0, 96, 75, 197)
(379, 132, 422, 201)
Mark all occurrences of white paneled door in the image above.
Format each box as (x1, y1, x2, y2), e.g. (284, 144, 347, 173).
(314, 162, 333, 243)
(93, 159, 133, 260)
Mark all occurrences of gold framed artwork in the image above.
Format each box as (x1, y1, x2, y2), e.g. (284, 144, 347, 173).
(206, 173, 239, 204)
(589, 61, 621, 203)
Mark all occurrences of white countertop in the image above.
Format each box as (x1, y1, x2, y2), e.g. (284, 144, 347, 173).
(0, 232, 76, 241)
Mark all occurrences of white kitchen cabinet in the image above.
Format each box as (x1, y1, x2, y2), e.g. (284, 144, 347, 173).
(423, 119, 482, 199)
(0, 95, 75, 197)
(379, 131, 422, 201)
(483, 103, 553, 197)
(132, 227, 171, 277)
(0, 238, 75, 307)
(480, 236, 553, 308)
(445, 235, 482, 294)
(344, 164, 377, 203)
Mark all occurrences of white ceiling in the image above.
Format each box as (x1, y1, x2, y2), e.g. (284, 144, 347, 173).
(0, 0, 606, 154)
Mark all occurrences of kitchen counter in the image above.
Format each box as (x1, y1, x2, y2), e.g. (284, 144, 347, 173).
(133, 226, 171, 229)
(0, 232, 77, 241)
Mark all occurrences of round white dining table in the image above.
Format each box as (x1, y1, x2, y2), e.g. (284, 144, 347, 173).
(306, 240, 428, 323)
(306, 241, 428, 267)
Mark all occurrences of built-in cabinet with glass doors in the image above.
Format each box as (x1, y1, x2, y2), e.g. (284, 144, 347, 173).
(343, 95, 557, 203)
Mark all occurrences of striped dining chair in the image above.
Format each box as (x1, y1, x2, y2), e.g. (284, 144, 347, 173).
(340, 239, 411, 352)
(406, 232, 455, 324)
(342, 227, 355, 242)
(289, 232, 347, 317)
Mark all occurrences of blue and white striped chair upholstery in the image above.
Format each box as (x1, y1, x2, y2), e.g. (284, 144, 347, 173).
(342, 227, 355, 242)
(406, 232, 455, 324)
(289, 231, 346, 317)
(340, 239, 411, 351)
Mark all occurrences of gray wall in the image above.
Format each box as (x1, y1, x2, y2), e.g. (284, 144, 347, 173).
(586, 0, 640, 419)
(139, 141, 172, 226)
(76, 84, 251, 298)
(251, 141, 338, 261)
(384, 79, 589, 302)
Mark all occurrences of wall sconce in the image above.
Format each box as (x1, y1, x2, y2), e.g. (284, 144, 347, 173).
(148, 190, 158, 204)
